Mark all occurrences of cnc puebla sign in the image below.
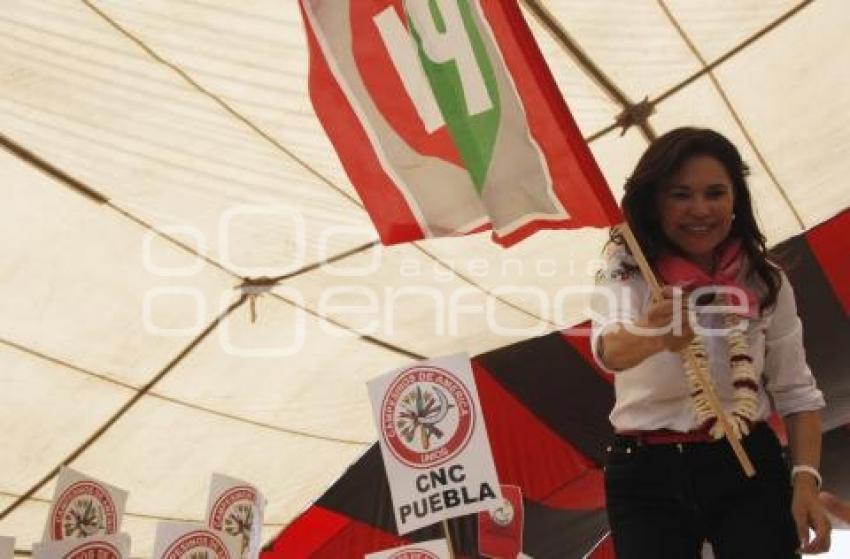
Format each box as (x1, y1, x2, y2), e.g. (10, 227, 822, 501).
(368, 353, 501, 534)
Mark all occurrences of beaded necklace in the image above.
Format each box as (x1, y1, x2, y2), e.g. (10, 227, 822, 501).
(682, 293, 759, 439)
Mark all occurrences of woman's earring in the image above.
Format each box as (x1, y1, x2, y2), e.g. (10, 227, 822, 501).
(731, 213, 736, 220)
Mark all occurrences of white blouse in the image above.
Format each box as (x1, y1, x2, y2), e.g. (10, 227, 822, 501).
(589, 246, 825, 432)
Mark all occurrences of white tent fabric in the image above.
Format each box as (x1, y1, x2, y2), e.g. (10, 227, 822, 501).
(0, 1, 848, 557)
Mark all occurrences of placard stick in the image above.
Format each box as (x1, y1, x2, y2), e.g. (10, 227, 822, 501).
(619, 222, 756, 477)
(443, 520, 455, 559)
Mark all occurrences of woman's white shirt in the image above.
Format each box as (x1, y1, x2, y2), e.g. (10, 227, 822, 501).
(589, 246, 825, 432)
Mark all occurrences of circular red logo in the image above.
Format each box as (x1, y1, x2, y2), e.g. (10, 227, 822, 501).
(381, 366, 474, 468)
(388, 548, 440, 559)
(162, 530, 231, 559)
(66, 540, 121, 559)
(52, 481, 118, 539)
(209, 486, 256, 557)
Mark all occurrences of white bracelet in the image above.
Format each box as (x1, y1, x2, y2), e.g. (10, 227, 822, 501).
(791, 465, 822, 489)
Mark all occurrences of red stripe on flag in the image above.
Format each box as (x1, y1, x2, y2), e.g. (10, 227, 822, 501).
(261, 505, 349, 558)
(300, 1, 426, 245)
(308, 520, 411, 559)
(262, 505, 411, 559)
(473, 362, 606, 510)
(480, 1, 622, 245)
(805, 209, 850, 315)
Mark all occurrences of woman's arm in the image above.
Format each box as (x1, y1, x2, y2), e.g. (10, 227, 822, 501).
(761, 272, 830, 552)
(785, 410, 832, 554)
(598, 321, 663, 371)
(598, 286, 694, 371)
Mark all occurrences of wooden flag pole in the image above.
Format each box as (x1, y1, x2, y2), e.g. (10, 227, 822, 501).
(443, 519, 455, 559)
(619, 222, 756, 477)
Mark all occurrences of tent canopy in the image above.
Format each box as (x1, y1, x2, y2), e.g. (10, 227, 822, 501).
(1, 0, 848, 556)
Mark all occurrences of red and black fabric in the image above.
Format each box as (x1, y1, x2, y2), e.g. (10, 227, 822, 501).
(263, 209, 849, 559)
(771, 208, 850, 430)
(262, 337, 614, 558)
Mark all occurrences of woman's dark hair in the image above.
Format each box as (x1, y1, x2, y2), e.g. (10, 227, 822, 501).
(613, 127, 781, 312)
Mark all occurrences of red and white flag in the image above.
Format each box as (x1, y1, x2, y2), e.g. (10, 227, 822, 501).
(300, 0, 620, 246)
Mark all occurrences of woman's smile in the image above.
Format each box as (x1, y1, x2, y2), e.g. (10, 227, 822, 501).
(656, 155, 735, 270)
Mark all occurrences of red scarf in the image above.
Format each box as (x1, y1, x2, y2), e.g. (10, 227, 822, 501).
(656, 239, 757, 318)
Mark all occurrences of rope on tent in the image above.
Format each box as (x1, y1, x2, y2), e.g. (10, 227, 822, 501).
(651, 0, 815, 107)
(656, 0, 809, 231)
(0, 295, 248, 523)
(77, 0, 364, 212)
(0, 336, 375, 445)
(0, 133, 107, 204)
(0, 128, 426, 361)
(614, 97, 656, 137)
(412, 244, 561, 329)
(558, 0, 816, 150)
(520, 0, 658, 143)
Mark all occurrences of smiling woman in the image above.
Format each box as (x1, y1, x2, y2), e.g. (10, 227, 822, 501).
(591, 128, 830, 558)
(656, 155, 736, 272)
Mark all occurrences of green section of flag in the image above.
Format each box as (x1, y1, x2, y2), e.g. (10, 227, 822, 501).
(408, 0, 500, 192)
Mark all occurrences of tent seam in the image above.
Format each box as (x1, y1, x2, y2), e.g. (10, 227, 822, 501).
(521, 0, 657, 142)
(412, 244, 560, 329)
(0, 337, 373, 446)
(656, 0, 808, 231)
(0, 130, 428, 360)
(0, 295, 248, 523)
(580, 0, 816, 145)
(651, 0, 815, 107)
(77, 0, 363, 210)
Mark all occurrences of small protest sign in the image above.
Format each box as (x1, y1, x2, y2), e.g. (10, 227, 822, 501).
(43, 467, 128, 542)
(205, 473, 265, 559)
(368, 353, 501, 534)
(153, 522, 241, 559)
(365, 538, 451, 559)
(32, 533, 130, 559)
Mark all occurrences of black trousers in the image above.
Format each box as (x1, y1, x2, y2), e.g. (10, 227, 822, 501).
(604, 422, 800, 559)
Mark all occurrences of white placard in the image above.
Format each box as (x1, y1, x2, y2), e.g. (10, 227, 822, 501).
(153, 522, 241, 559)
(32, 533, 130, 559)
(365, 538, 451, 559)
(205, 473, 266, 559)
(0, 536, 13, 559)
(43, 466, 128, 542)
(368, 353, 501, 534)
